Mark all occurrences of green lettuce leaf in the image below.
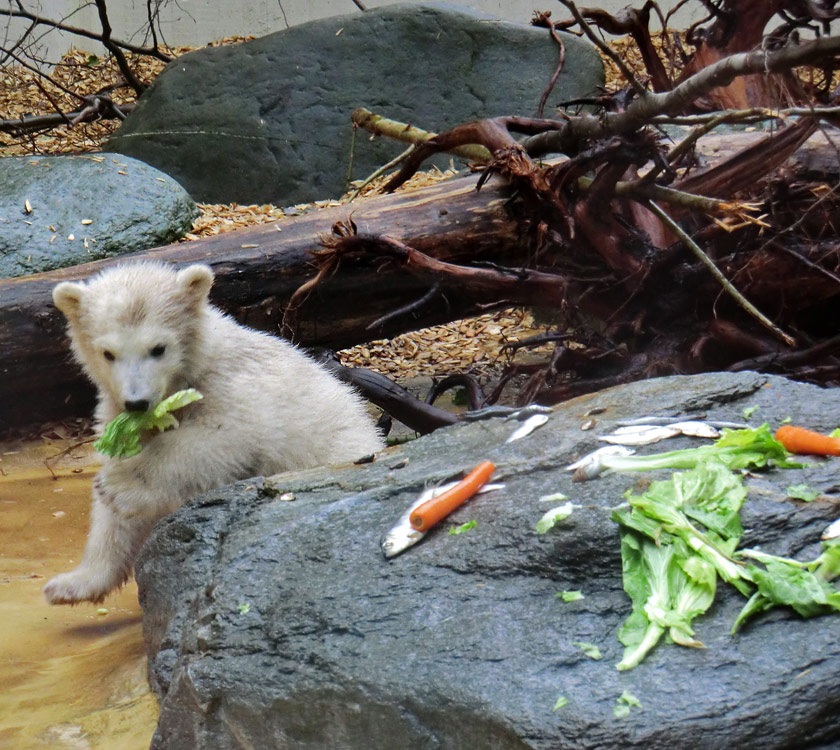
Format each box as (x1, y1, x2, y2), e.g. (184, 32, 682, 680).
(573, 641, 603, 660)
(617, 461, 751, 596)
(536, 502, 575, 534)
(94, 388, 203, 458)
(732, 538, 840, 631)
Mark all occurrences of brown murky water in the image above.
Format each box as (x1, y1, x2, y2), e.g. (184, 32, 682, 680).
(0, 438, 158, 750)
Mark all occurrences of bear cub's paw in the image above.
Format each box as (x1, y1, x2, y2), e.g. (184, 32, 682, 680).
(44, 570, 111, 605)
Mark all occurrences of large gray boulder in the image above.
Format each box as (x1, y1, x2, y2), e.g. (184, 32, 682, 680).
(137, 372, 840, 749)
(106, 3, 604, 205)
(0, 154, 198, 278)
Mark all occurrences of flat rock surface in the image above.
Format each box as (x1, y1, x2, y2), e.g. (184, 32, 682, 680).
(0, 153, 197, 278)
(106, 3, 604, 205)
(137, 372, 840, 749)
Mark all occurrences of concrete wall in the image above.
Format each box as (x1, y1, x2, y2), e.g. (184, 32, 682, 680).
(6, 1, 705, 62)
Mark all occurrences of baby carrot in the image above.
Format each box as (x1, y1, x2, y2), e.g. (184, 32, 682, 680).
(775, 425, 840, 456)
(410, 461, 496, 532)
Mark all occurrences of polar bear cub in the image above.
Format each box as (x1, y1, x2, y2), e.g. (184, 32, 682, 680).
(44, 261, 383, 605)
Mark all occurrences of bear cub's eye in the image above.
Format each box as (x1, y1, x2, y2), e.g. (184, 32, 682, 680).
(103, 350, 115, 362)
(150, 344, 166, 358)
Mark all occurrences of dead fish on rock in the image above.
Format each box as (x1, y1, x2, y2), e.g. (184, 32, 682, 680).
(599, 424, 682, 446)
(669, 421, 721, 439)
(565, 445, 636, 481)
(822, 517, 840, 541)
(506, 413, 550, 443)
(462, 404, 553, 422)
(381, 481, 505, 558)
(599, 420, 722, 446)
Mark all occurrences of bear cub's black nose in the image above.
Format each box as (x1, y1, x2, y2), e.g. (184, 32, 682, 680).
(124, 399, 150, 412)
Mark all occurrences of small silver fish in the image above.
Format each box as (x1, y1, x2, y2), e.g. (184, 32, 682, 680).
(669, 421, 721, 439)
(508, 404, 553, 421)
(615, 416, 689, 426)
(381, 482, 505, 558)
(462, 404, 552, 422)
(822, 517, 840, 541)
(707, 421, 751, 430)
(616, 415, 749, 430)
(506, 413, 550, 443)
(565, 445, 636, 481)
(598, 424, 681, 446)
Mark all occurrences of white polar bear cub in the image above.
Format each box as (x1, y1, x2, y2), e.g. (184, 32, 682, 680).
(44, 261, 383, 605)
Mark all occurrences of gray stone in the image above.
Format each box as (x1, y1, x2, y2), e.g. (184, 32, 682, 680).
(137, 371, 840, 749)
(106, 3, 604, 205)
(0, 153, 198, 279)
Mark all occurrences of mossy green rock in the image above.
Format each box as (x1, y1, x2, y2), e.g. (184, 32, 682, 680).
(0, 153, 198, 278)
(106, 2, 604, 205)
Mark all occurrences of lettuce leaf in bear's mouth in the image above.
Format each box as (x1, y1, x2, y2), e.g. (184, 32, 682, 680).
(94, 388, 204, 458)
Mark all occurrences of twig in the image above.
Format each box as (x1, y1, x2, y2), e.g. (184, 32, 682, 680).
(425, 374, 485, 411)
(500, 332, 573, 352)
(646, 200, 796, 347)
(44, 438, 95, 480)
(366, 283, 442, 331)
(522, 33, 840, 156)
(0, 6, 173, 61)
(93, 0, 145, 94)
(351, 108, 492, 162)
(345, 120, 358, 194)
(535, 11, 567, 118)
(577, 174, 751, 214)
(346, 143, 417, 202)
(652, 106, 840, 125)
(557, 0, 650, 99)
(728, 332, 840, 373)
(0, 100, 135, 136)
(351, 108, 750, 215)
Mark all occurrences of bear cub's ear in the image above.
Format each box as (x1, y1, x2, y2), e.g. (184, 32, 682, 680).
(177, 264, 214, 306)
(53, 281, 87, 319)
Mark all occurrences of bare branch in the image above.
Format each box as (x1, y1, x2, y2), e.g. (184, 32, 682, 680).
(92, 0, 145, 94)
(0, 6, 173, 61)
(646, 200, 796, 347)
(522, 33, 840, 156)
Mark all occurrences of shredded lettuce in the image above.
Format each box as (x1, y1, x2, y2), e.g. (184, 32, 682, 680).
(613, 461, 755, 670)
(614, 461, 751, 596)
(611, 448, 840, 669)
(613, 690, 642, 718)
(557, 590, 585, 602)
(94, 388, 204, 458)
(552, 695, 569, 711)
(615, 529, 718, 670)
(573, 641, 603, 660)
(536, 501, 576, 534)
(786, 484, 819, 502)
(449, 520, 477, 535)
(732, 538, 840, 632)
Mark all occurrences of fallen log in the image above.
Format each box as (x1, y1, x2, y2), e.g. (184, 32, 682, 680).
(0, 171, 523, 433)
(2, 130, 839, 435)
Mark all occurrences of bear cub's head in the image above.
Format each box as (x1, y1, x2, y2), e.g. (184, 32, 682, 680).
(53, 262, 214, 414)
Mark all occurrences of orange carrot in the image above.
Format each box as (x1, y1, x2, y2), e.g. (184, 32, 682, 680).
(775, 425, 840, 456)
(409, 461, 496, 532)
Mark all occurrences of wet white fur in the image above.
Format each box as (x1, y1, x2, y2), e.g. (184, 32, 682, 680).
(44, 262, 383, 604)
